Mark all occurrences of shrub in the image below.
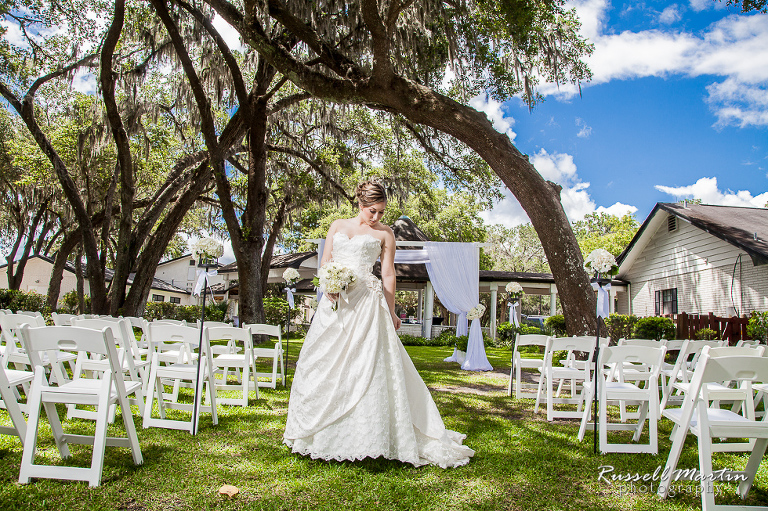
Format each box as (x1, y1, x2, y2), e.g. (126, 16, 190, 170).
(60, 289, 91, 314)
(605, 313, 638, 342)
(544, 315, 567, 337)
(695, 328, 719, 340)
(398, 334, 453, 347)
(747, 311, 768, 343)
(0, 288, 49, 314)
(263, 296, 302, 326)
(633, 316, 675, 341)
(143, 301, 228, 323)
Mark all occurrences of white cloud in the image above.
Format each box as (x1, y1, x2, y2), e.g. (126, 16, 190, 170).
(655, 176, 768, 207)
(71, 70, 97, 95)
(469, 95, 517, 142)
(690, 0, 726, 12)
(212, 14, 245, 53)
(576, 117, 592, 138)
(483, 149, 639, 227)
(553, 2, 768, 126)
(659, 5, 683, 24)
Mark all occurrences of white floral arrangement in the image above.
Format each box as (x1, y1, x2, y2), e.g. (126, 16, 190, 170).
(505, 282, 523, 300)
(467, 303, 486, 321)
(309, 297, 319, 310)
(313, 262, 357, 310)
(191, 237, 224, 261)
(584, 248, 618, 276)
(283, 268, 301, 285)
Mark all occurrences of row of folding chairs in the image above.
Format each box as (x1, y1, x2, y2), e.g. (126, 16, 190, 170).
(508, 332, 768, 511)
(0, 315, 285, 486)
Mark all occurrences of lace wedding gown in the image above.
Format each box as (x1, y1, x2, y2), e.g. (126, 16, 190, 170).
(283, 232, 474, 468)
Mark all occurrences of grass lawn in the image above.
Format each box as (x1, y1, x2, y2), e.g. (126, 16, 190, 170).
(0, 341, 766, 510)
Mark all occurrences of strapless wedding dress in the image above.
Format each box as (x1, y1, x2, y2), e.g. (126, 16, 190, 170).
(283, 232, 474, 468)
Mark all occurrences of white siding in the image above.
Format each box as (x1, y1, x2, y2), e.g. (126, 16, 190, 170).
(626, 215, 768, 316)
(0, 258, 86, 304)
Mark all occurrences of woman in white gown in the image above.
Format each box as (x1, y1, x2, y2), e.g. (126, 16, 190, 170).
(283, 180, 474, 468)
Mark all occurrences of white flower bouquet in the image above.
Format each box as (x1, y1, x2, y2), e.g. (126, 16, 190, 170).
(283, 268, 301, 285)
(313, 262, 357, 311)
(191, 237, 224, 262)
(467, 303, 486, 321)
(505, 282, 523, 300)
(584, 248, 618, 276)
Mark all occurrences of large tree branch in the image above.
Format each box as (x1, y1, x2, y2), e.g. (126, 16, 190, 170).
(27, 54, 98, 99)
(267, 144, 354, 202)
(268, 91, 310, 115)
(360, 0, 393, 84)
(177, 0, 249, 109)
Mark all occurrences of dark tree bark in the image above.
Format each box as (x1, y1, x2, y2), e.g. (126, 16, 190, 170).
(46, 228, 82, 309)
(206, 0, 598, 333)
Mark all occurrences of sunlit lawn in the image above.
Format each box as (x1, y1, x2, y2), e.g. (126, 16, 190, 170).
(0, 341, 766, 510)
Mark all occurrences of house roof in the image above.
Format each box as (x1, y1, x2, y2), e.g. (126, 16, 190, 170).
(618, 202, 768, 272)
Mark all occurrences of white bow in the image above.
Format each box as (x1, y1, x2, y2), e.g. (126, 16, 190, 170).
(284, 287, 296, 309)
(509, 301, 520, 327)
(591, 281, 611, 319)
(193, 269, 218, 297)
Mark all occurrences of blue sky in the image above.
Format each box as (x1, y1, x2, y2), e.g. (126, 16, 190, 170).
(478, 0, 768, 227)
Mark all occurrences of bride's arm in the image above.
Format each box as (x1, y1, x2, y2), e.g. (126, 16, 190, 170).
(321, 221, 340, 302)
(380, 229, 401, 330)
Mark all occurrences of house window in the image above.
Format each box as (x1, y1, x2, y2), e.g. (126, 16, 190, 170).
(654, 288, 678, 315)
(152, 294, 165, 302)
(170, 296, 181, 304)
(190, 260, 196, 266)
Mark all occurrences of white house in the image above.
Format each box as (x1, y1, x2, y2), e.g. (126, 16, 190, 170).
(617, 203, 768, 317)
(0, 254, 193, 306)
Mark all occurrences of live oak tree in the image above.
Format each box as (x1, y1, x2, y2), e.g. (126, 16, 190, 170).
(199, 0, 600, 333)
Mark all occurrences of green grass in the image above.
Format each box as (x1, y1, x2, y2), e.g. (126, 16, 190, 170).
(0, 342, 766, 510)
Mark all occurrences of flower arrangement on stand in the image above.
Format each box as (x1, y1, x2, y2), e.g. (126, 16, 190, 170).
(505, 282, 524, 327)
(189, 237, 223, 435)
(583, 248, 618, 453)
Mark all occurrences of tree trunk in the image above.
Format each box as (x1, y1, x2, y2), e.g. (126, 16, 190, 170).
(46, 229, 82, 310)
(235, 240, 266, 324)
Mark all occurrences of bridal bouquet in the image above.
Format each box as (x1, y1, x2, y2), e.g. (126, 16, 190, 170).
(313, 262, 357, 311)
(584, 248, 618, 276)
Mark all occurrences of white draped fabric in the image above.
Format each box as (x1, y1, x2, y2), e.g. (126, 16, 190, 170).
(425, 242, 492, 372)
(591, 281, 611, 319)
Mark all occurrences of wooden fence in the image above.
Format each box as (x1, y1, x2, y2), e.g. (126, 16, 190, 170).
(665, 312, 750, 345)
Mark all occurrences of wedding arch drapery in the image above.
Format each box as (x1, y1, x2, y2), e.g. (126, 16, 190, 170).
(425, 242, 493, 372)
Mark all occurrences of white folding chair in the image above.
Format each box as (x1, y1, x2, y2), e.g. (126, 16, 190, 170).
(142, 324, 217, 434)
(0, 363, 34, 446)
(0, 313, 75, 386)
(68, 318, 149, 420)
(51, 312, 76, 326)
(508, 334, 549, 398)
(207, 326, 257, 406)
(578, 345, 666, 453)
(534, 336, 596, 421)
(243, 323, 284, 388)
(657, 346, 768, 510)
(660, 339, 723, 412)
(18, 325, 143, 487)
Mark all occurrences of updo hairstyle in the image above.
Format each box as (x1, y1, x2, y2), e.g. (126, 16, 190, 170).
(355, 179, 387, 207)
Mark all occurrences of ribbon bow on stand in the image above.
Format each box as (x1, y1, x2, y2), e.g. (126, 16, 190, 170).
(590, 281, 611, 320)
(508, 301, 520, 327)
(194, 268, 218, 299)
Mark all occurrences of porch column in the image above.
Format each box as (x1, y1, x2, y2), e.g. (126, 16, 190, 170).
(423, 281, 434, 338)
(609, 285, 617, 314)
(549, 284, 557, 315)
(489, 283, 498, 340)
(417, 288, 423, 323)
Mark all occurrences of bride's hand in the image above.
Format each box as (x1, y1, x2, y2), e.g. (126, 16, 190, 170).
(326, 292, 339, 303)
(391, 313, 401, 331)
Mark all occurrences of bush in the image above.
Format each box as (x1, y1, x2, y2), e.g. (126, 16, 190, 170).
(695, 328, 718, 340)
(496, 322, 545, 349)
(60, 289, 91, 314)
(633, 316, 675, 341)
(398, 334, 453, 347)
(747, 311, 768, 343)
(544, 315, 567, 337)
(263, 296, 302, 326)
(605, 313, 638, 343)
(0, 288, 49, 314)
(143, 301, 228, 323)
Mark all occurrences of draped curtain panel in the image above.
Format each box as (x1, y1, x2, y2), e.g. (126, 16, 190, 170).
(425, 242, 492, 371)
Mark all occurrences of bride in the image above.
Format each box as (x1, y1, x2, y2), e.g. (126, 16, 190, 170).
(283, 179, 474, 468)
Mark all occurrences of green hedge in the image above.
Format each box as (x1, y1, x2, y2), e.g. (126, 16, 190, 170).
(143, 300, 229, 323)
(747, 311, 768, 343)
(0, 289, 49, 314)
(633, 316, 675, 341)
(544, 315, 567, 337)
(605, 313, 639, 343)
